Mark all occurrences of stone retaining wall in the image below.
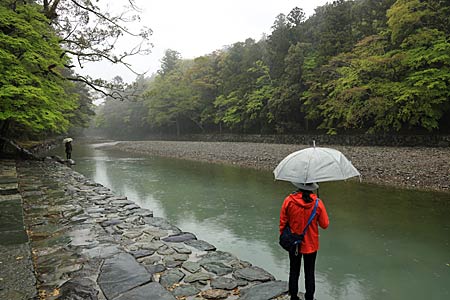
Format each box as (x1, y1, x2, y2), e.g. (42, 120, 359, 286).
(16, 159, 292, 300)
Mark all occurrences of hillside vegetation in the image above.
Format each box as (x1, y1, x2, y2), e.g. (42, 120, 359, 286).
(94, 0, 450, 138)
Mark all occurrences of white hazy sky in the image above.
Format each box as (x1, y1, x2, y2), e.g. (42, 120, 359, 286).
(79, 0, 330, 83)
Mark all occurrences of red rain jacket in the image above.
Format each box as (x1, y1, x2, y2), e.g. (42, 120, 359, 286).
(279, 192, 329, 254)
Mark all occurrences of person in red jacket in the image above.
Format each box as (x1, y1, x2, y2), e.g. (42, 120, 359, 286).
(279, 182, 329, 300)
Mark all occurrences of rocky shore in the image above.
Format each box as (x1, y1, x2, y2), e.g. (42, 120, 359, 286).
(106, 141, 450, 193)
(5, 159, 292, 300)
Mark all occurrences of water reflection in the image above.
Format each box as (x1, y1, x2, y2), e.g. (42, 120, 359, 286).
(53, 143, 450, 300)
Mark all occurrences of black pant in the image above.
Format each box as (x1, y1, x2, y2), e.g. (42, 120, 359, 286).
(66, 152, 71, 160)
(289, 251, 317, 300)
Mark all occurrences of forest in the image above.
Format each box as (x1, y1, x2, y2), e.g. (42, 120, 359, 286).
(95, 0, 450, 138)
(1, 0, 450, 140)
(0, 0, 150, 140)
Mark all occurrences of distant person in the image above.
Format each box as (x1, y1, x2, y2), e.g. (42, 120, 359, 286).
(279, 182, 329, 300)
(65, 140, 72, 160)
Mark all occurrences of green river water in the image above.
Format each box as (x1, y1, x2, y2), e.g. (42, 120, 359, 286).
(56, 142, 449, 300)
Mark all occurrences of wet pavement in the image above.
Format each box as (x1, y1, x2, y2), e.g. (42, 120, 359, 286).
(0, 159, 298, 300)
(0, 160, 36, 300)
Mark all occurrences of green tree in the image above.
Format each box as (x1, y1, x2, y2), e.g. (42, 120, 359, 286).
(187, 54, 220, 131)
(313, 27, 450, 133)
(145, 60, 205, 135)
(244, 60, 275, 133)
(352, 0, 396, 39)
(214, 39, 267, 132)
(266, 14, 291, 81)
(313, 0, 356, 61)
(0, 1, 77, 137)
(158, 49, 182, 76)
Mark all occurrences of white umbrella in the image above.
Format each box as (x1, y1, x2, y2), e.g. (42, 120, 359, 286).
(273, 145, 360, 184)
(63, 137, 73, 143)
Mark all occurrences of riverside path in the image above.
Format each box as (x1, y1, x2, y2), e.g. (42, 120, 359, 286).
(0, 158, 297, 300)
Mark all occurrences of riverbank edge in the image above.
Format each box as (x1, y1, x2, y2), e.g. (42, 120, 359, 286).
(7, 135, 450, 193)
(12, 158, 292, 300)
(102, 140, 450, 194)
(0, 160, 37, 300)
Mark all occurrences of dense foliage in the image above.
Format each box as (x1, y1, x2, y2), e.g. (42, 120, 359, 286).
(95, 0, 450, 137)
(0, 1, 78, 138)
(1, 0, 150, 139)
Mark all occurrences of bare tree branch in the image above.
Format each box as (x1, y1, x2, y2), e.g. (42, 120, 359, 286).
(69, 0, 140, 37)
(65, 74, 145, 102)
(39, 0, 153, 99)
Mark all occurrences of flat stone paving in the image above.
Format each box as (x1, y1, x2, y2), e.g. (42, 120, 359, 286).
(0, 160, 36, 300)
(10, 159, 296, 300)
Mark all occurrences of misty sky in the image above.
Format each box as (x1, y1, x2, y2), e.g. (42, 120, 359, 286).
(79, 0, 330, 83)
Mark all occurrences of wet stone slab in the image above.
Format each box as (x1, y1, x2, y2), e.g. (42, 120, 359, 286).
(98, 252, 151, 299)
(238, 280, 289, 300)
(0, 194, 28, 246)
(172, 284, 201, 297)
(14, 160, 288, 299)
(160, 268, 185, 287)
(0, 198, 26, 233)
(162, 232, 196, 243)
(58, 278, 99, 300)
(201, 261, 233, 276)
(185, 239, 216, 251)
(115, 282, 176, 300)
(210, 277, 240, 290)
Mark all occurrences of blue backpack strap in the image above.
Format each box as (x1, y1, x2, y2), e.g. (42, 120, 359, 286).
(301, 198, 319, 236)
(293, 198, 320, 256)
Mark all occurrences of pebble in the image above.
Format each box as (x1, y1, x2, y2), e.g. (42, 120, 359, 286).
(109, 141, 450, 193)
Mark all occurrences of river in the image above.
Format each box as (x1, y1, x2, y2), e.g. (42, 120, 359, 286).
(53, 142, 449, 300)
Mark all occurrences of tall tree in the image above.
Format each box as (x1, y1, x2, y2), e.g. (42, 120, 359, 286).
(145, 60, 206, 135)
(214, 39, 266, 132)
(187, 54, 220, 131)
(268, 42, 308, 133)
(158, 49, 181, 76)
(0, 1, 77, 137)
(266, 14, 291, 81)
(351, 0, 396, 39)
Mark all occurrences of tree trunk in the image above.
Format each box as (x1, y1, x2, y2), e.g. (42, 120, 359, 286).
(0, 137, 38, 160)
(0, 119, 11, 138)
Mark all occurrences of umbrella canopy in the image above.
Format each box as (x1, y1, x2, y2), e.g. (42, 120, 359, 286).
(273, 147, 360, 184)
(63, 137, 73, 143)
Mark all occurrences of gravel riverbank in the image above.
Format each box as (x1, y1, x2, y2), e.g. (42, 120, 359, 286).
(105, 141, 450, 193)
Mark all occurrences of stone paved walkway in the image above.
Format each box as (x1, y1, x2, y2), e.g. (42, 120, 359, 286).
(12, 159, 293, 300)
(0, 160, 36, 300)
